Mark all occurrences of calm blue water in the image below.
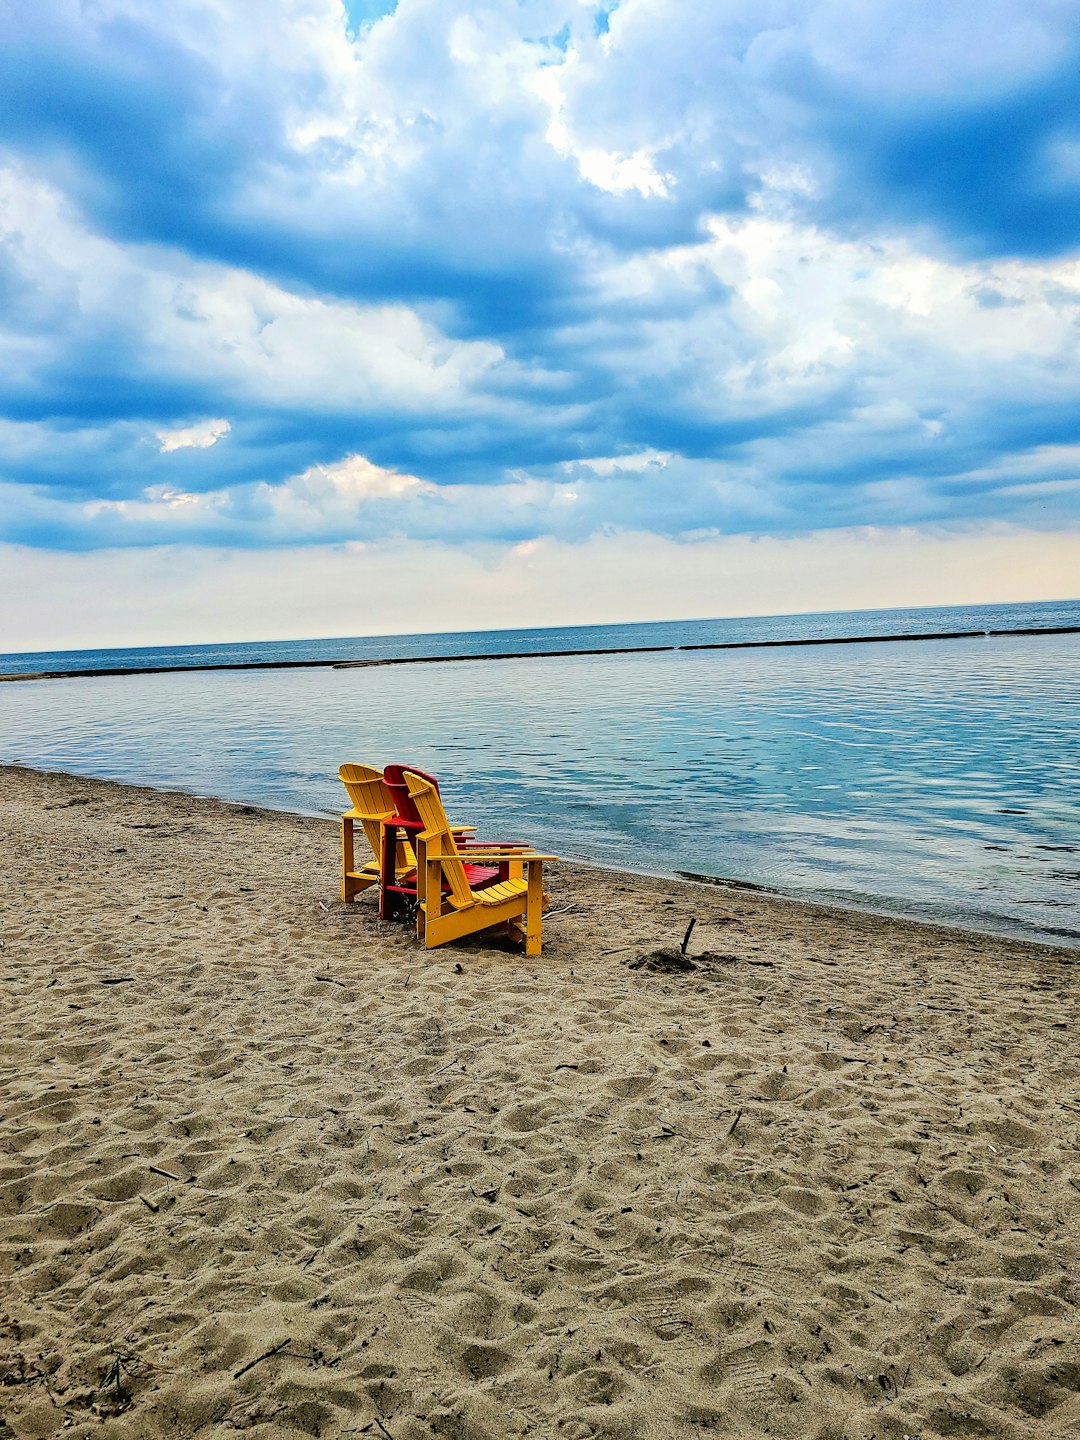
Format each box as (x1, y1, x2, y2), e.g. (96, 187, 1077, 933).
(1, 598, 1077, 675)
(2, 602, 1078, 946)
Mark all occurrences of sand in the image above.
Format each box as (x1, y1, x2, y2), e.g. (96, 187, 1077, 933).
(0, 764, 1077, 1440)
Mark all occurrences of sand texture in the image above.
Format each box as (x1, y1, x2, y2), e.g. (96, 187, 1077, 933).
(1, 764, 1078, 1440)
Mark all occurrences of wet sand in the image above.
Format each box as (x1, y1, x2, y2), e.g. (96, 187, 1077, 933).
(1, 764, 1077, 1439)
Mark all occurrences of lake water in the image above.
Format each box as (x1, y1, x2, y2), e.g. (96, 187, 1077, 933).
(2, 597, 1079, 674)
(2, 602, 1078, 946)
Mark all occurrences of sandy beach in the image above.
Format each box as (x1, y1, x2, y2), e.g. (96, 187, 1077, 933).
(1, 763, 1077, 1439)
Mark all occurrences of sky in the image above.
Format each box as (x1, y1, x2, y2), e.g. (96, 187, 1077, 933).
(1, 0, 1079, 650)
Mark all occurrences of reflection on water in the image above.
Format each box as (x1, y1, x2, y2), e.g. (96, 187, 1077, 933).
(2, 632, 1078, 946)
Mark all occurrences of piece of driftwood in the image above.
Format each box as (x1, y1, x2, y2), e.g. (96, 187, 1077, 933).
(233, 1338, 292, 1380)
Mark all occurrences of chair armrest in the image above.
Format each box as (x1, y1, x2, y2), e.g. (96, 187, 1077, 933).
(452, 849, 558, 862)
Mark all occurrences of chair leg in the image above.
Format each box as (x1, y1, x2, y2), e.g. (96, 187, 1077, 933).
(341, 817, 356, 902)
(416, 838, 445, 948)
(525, 862, 545, 957)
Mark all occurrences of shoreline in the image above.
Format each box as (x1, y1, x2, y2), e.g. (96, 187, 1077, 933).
(5, 762, 1074, 954)
(1, 621, 1078, 682)
(1, 763, 1077, 1439)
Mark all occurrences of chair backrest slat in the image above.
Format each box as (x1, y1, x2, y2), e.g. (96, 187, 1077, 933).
(339, 764, 412, 870)
(405, 773, 474, 908)
(384, 763, 441, 828)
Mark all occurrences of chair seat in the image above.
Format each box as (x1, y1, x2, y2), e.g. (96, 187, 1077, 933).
(463, 863, 499, 888)
(345, 861, 381, 880)
(476, 877, 529, 905)
(374, 864, 499, 896)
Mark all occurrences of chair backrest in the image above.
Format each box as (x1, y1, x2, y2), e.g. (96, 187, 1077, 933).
(405, 772, 474, 909)
(339, 764, 403, 865)
(384, 763, 441, 828)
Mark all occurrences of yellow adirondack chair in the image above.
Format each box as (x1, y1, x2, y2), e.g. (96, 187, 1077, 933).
(406, 772, 556, 956)
(338, 763, 482, 909)
(339, 763, 415, 902)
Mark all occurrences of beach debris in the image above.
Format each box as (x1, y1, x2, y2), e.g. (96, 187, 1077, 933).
(233, 1337, 292, 1381)
(148, 1166, 180, 1181)
(313, 974, 346, 986)
(96, 1350, 153, 1413)
(626, 949, 697, 974)
(625, 946, 740, 975)
(138, 1195, 159, 1213)
(727, 1109, 744, 1136)
(101, 977, 136, 985)
(680, 917, 697, 954)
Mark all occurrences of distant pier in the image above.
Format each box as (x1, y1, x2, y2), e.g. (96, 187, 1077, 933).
(2, 624, 1077, 682)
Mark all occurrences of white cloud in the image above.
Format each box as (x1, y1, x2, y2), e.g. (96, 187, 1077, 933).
(0, 164, 512, 416)
(290, 452, 433, 500)
(156, 419, 231, 453)
(574, 450, 670, 476)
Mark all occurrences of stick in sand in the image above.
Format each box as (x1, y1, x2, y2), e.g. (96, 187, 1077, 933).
(233, 1337, 292, 1380)
(680, 918, 697, 955)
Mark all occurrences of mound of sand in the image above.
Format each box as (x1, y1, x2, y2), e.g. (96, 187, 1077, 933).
(1, 765, 1077, 1439)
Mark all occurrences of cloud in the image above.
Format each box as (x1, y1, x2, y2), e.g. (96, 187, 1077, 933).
(157, 419, 231, 452)
(0, 0, 1077, 616)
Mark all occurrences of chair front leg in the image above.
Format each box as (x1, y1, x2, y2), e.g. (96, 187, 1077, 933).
(341, 816, 356, 902)
(524, 859, 545, 956)
(421, 835, 450, 948)
(407, 834, 428, 942)
(379, 819, 398, 920)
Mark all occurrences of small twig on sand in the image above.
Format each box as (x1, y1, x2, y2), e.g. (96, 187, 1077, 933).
(374, 1419, 396, 1440)
(313, 975, 346, 987)
(102, 977, 136, 985)
(233, 1338, 292, 1380)
(149, 1166, 180, 1181)
(680, 918, 697, 955)
(727, 1108, 744, 1137)
(138, 1194, 159, 1212)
